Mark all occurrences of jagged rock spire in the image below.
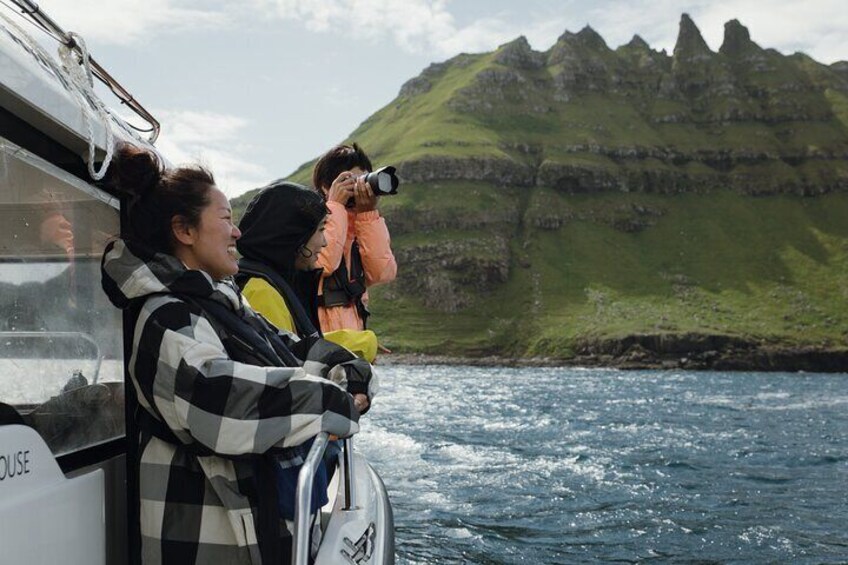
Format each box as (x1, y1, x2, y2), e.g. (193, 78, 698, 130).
(673, 13, 712, 59)
(719, 19, 759, 56)
(494, 35, 545, 69)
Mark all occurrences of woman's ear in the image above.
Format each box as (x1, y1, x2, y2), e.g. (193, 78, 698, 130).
(171, 215, 195, 246)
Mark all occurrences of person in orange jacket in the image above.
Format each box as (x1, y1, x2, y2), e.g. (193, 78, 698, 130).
(312, 143, 397, 332)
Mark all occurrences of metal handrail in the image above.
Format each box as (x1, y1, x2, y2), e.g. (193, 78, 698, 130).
(292, 434, 358, 565)
(341, 437, 357, 510)
(7, 0, 161, 142)
(293, 432, 330, 565)
(0, 330, 102, 383)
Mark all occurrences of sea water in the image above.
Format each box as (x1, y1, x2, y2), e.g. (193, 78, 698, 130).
(357, 365, 848, 564)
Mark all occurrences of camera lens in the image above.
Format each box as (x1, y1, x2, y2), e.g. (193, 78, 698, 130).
(363, 166, 399, 196)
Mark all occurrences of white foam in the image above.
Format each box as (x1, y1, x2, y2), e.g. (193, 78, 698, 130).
(358, 426, 425, 462)
(446, 528, 474, 540)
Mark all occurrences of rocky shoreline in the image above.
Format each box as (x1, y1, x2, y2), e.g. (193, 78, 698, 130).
(379, 334, 848, 373)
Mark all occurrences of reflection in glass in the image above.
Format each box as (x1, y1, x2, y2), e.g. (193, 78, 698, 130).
(0, 143, 124, 455)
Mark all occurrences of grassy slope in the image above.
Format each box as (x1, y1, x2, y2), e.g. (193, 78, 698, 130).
(369, 190, 848, 357)
(230, 28, 848, 359)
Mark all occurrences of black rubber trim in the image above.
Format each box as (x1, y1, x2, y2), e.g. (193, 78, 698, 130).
(56, 435, 126, 474)
(0, 106, 89, 181)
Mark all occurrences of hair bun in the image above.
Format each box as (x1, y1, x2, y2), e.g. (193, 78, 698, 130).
(108, 143, 163, 201)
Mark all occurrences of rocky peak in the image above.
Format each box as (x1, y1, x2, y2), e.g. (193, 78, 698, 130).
(831, 61, 848, 84)
(547, 30, 576, 66)
(575, 25, 609, 50)
(673, 13, 713, 60)
(625, 34, 651, 51)
(719, 19, 760, 56)
(493, 35, 545, 69)
(399, 60, 451, 97)
(617, 34, 670, 72)
(547, 26, 611, 67)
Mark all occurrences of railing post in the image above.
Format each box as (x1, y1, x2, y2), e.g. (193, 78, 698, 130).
(292, 433, 330, 565)
(342, 437, 357, 510)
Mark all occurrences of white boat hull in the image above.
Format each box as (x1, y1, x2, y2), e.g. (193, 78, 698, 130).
(318, 452, 395, 565)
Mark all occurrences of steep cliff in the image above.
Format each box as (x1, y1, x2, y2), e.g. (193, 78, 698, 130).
(232, 15, 848, 370)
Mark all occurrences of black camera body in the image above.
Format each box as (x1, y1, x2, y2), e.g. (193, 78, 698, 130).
(346, 165, 399, 208)
(360, 166, 399, 196)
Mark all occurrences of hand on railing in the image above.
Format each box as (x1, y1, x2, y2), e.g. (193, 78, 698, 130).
(293, 433, 359, 564)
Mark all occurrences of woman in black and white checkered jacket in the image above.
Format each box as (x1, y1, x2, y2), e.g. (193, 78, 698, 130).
(101, 144, 374, 564)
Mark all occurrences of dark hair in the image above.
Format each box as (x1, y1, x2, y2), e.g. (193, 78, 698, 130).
(311, 142, 374, 193)
(109, 144, 215, 254)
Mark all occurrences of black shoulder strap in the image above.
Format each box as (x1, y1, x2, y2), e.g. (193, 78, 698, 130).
(335, 240, 366, 299)
(349, 240, 366, 291)
(319, 240, 369, 328)
(348, 241, 370, 327)
(237, 259, 322, 340)
(188, 295, 301, 367)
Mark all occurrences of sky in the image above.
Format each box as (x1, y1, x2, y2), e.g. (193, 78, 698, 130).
(3, 0, 846, 197)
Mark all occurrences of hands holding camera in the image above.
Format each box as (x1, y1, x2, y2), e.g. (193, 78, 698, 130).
(327, 170, 378, 213)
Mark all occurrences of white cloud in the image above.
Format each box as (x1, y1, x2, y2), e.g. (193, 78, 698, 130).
(153, 109, 270, 197)
(247, 0, 847, 63)
(35, 0, 225, 45)
(251, 0, 558, 57)
(31, 1, 847, 62)
(693, 0, 848, 62)
(585, 0, 848, 63)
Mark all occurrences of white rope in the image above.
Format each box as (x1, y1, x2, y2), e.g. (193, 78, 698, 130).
(0, 11, 114, 180)
(58, 32, 114, 180)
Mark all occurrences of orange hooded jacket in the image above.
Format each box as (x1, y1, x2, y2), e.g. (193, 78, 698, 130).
(316, 201, 397, 331)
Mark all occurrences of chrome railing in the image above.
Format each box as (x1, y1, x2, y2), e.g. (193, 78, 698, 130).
(341, 436, 357, 511)
(293, 435, 357, 565)
(0, 331, 103, 382)
(7, 0, 161, 141)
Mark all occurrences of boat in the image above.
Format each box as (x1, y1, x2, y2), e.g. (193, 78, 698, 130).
(0, 2, 393, 562)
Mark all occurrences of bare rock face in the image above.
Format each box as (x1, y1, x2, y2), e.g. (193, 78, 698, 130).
(448, 67, 530, 112)
(719, 19, 758, 57)
(493, 36, 545, 69)
(308, 13, 848, 363)
(381, 13, 848, 199)
(399, 60, 452, 97)
(673, 13, 713, 64)
(537, 160, 620, 192)
(399, 75, 432, 97)
(547, 26, 616, 94)
(626, 35, 650, 52)
(394, 237, 511, 312)
(398, 156, 536, 187)
(388, 201, 521, 238)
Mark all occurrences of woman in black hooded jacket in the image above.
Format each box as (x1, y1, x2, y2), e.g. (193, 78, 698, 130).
(236, 180, 379, 365)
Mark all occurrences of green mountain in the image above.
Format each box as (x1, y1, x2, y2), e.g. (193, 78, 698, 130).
(233, 14, 848, 370)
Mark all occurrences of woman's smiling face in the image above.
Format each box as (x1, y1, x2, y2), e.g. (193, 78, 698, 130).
(176, 187, 241, 280)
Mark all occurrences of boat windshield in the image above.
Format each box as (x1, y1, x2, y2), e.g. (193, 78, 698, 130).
(0, 138, 124, 456)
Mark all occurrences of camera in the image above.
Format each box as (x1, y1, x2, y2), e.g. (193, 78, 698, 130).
(360, 166, 399, 196)
(346, 166, 399, 207)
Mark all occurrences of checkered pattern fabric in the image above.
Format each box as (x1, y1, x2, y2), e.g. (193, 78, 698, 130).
(102, 239, 372, 564)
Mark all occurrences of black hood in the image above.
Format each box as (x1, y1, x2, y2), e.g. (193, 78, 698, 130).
(237, 181, 327, 277)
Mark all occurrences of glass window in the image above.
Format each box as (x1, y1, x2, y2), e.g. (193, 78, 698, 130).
(0, 139, 124, 456)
